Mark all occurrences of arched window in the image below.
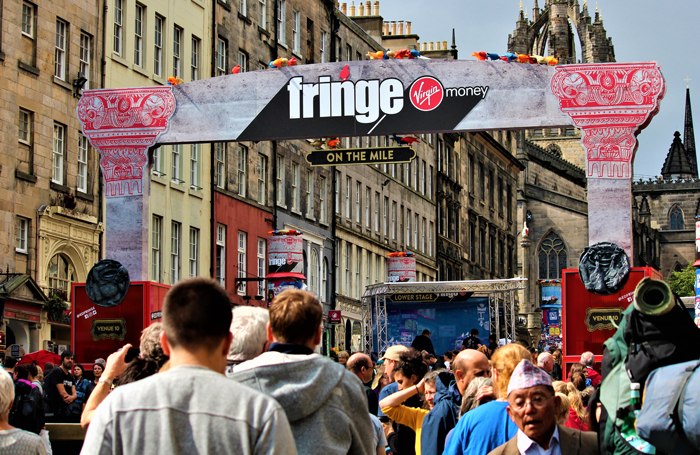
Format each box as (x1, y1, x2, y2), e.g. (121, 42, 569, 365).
(669, 205, 684, 230)
(310, 249, 319, 297)
(538, 232, 567, 280)
(321, 258, 328, 303)
(48, 254, 75, 300)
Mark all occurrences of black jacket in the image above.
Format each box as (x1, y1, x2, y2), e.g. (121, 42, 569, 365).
(411, 335, 435, 356)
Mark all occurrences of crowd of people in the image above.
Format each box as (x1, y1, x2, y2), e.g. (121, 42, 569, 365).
(0, 279, 603, 454)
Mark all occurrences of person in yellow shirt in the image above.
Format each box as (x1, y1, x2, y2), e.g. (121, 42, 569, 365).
(379, 351, 439, 455)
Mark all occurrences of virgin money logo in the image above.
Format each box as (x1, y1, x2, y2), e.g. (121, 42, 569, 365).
(410, 77, 444, 111)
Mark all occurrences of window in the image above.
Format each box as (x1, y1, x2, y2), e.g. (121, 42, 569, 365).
(240, 0, 247, 16)
(216, 38, 226, 75)
(214, 143, 225, 188)
(383, 197, 388, 236)
(375, 192, 380, 232)
(78, 134, 89, 193)
(468, 156, 475, 193)
(538, 232, 567, 280)
(421, 160, 426, 195)
(257, 239, 266, 296)
(277, 0, 286, 45)
(565, 127, 576, 136)
(422, 217, 426, 252)
(365, 187, 371, 227)
(173, 26, 182, 78)
(171, 222, 181, 284)
(479, 162, 485, 201)
(480, 227, 486, 266)
(319, 176, 327, 223)
(134, 4, 143, 66)
(276, 156, 285, 205)
(216, 224, 226, 285)
(113, 0, 123, 54)
(189, 228, 199, 277)
(258, 154, 267, 205)
(22, 2, 34, 37)
(670, 205, 685, 230)
(322, 258, 328, 302)
(346, 44, 352, 62)
(259, 0, 267, 29)
(238, 145, 247, 196)
(356, 246, 361, 298)
(191, 37, 200, 80)
(355, 182, 361, 223)
(238, 51, 248, 72)
(306, 170, 314, 217)
(334, 170, 340, 214)
(79, 33, 91, 88)
(190, 144, 200, 190)
(429, 221, 434, 256)
(469, 221, 476, 262)
(19, 109, 31, 144)
(292, 11, 300, 53)
(291, 162, 300, 210)
(344, 243, 351, 294)
(52, 124, 65, 184)
(152, 147, 163, 175)
(154, 15, 163, 77)
(345, 177, 351, 218)
(152, 216, 162, 282)
(310, 249, 319, 296)
(48, 254, 75, 300)
(15, 217, 29, 253)
(507, 184, 513, 223)
(238, 232, 247, 295)
(320, 31, 328, 63)
(406, 209, 411, 247)
(55, 20, 67, 80)
(171, 145, 182, 183)
(428, 165, 433, 197)
(405, 162, 410, 187)
(366, 253, 371, 286)
(490, 233, 496, 273)
(375, 255, 380, 283)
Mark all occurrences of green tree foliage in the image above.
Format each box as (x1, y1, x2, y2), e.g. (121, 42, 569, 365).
(669, 264, 697, 297)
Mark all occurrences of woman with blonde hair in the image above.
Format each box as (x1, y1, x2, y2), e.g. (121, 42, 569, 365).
(565, 384, 588, 431)
(442, 343, 531, 455)
(556, 393, 571, 425)
(0, 371, 46, 452)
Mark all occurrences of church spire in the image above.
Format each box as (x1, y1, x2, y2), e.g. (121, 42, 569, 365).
(684, 85, 698, 178)
(662, 131, 695, 180)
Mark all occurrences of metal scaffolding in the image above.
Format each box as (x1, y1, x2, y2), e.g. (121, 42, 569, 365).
(361, 278, 527, 355)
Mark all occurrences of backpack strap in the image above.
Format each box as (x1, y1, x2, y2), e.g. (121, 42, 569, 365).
(671, 362, 700, 451)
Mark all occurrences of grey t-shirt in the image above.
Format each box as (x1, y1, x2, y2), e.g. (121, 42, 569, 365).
(81, 365, 297, 455)
(370, 414, 388, 451)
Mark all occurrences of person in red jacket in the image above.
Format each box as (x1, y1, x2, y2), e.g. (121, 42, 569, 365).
(579, 352, 602, 387)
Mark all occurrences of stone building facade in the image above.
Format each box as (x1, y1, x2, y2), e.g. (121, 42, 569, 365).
(0, 0, 104, 352)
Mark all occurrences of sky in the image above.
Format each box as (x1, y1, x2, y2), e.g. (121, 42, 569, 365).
(375, 0, 699, 179)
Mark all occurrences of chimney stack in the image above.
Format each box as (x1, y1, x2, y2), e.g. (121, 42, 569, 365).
(341, 2, 347, 14)
(391, 21, 397, 35)
(365, 1, 371, 15)
(428, 42, 434, 51)
(373, 1, 379, 15)
(442, 41, 447, 50)
(398, 22, 404, 35)
(358, 3, 363, 15)
(406, 21, 411, 34)
(383, 22, 389, 35)
(349, 2, 355, 16)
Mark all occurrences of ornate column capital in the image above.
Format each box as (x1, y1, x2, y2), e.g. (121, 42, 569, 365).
(77, 87, 176, 197)
(551, 63, 665, 179)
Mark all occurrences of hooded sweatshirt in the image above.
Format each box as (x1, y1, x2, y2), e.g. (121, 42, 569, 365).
(230, 352, 374, 455)
(420, 372, 461, 455)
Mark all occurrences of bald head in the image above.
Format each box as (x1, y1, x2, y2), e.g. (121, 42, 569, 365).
(580, 351, 594, 367)
(347, 353, 374, 383)
(537, 352, 554, 373)
(453, 349, 491, 396)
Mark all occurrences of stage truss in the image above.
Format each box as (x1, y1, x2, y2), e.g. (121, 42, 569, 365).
(360, 278, 527, 355)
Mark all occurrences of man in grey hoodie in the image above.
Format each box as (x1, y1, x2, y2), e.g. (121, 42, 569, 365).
(229, 289, 374, 455)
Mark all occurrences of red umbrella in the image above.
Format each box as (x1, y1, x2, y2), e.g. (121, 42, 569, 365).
(17, 350, 61, 371)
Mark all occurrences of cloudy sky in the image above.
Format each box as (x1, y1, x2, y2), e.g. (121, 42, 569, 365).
(376, 0, 698, 179)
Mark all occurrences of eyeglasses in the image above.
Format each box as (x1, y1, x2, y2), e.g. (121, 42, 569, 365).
(510, 394, 555, 411)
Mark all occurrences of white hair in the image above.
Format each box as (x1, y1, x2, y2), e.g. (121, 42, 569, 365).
(0, 371, 14, 420)
(228, 306, 270, 361)
(580, 351, 595, 367)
